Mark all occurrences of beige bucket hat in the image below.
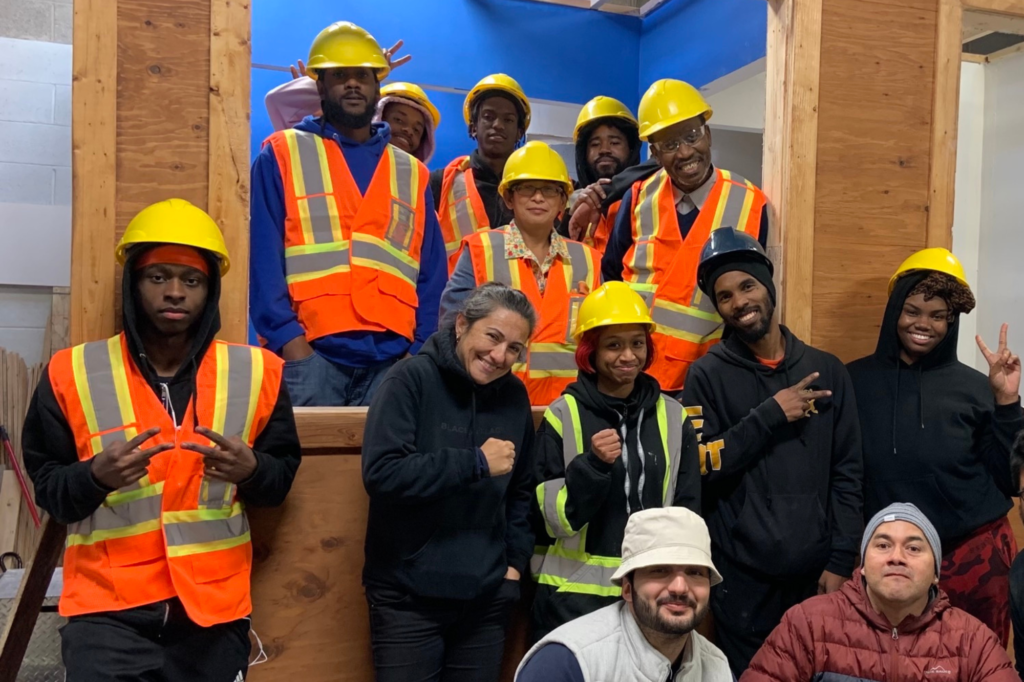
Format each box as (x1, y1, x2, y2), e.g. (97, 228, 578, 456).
(611, 507, 723, 586)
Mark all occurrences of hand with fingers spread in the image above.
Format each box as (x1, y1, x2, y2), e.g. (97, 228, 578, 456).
(568, 179, 611, 241)
(289, 59, 309, 80)
(774, 372, 833, 423)
(182, 427, 258, 484)
(591, 429, 622, 464)
(481, 438, 516, 476)
(90, 427, 173, 490)
(383, 40, 412, 71)
(977, 323, 1021, 405)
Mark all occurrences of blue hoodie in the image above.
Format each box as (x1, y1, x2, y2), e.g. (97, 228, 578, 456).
(250, 116, 447, 366)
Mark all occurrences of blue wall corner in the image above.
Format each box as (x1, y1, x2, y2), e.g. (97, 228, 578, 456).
(639, 0, 766, 98)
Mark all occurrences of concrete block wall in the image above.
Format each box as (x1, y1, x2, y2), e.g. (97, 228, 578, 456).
(0, 0, 72, 365)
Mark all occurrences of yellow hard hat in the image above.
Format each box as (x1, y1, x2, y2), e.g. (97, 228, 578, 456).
(381, 82, 441, 127)
(116, 199, 231, 275)
(574, 282, 654, 340)
(888, 247, 970, 295)
(637, 79, 713, 141)
(463, 74, 532, 131)
(498, 141, 574, 198)
(573, 96, 638, 143)
(306, 22, 389, 81)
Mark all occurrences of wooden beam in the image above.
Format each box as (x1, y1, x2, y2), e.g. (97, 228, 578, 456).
(763, 0, 823, 341)
(70, 0, 119, 345)
(928, 0, 963, 250)
(961, 0, 1024, 15)
(209, 0, 252, 344)
(0, 519, 66, 682)
(961, 50, 990, 61)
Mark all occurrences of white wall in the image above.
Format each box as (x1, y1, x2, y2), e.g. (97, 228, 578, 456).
(976, 50, 1024, 369)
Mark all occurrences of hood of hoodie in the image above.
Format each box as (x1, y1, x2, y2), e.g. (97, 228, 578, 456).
(295, 115, 391, 155)
(873, 271, 961, 369)
(574, 119, 642, 190)
(373, 95, 436, 164)
(418, 326, 519, 400)
(121, 245, 222, 387)
(707, 324, 808, 379)
(565, 369, 662, 426)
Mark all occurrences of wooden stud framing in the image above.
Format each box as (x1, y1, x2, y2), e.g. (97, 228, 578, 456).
(928, 0, 964, 250)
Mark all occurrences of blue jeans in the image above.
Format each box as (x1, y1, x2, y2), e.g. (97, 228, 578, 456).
(283, 351, 394, 407)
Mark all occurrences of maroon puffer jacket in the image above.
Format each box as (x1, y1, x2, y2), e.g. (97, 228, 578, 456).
(740, 569, 1017, 682)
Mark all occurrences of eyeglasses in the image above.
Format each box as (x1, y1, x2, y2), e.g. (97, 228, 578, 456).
(652, 125, 707, 153)
(513, 184, 564, 199)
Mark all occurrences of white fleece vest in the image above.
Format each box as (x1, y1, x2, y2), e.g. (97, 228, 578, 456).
(515, 602, 733, 682)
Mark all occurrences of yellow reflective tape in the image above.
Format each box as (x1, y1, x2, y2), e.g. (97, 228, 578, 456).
(481, 234, 495, 281)
(241, 348, 262, 444)
(564, 394, 584, 459)
(509, 257, 521, 290)
(711, 180, 731, 230)
(351, 258, 414, 288)
(657, 397, 670, 502)
(285, 264, 350, 285)
(534, 574, 622, 597)
(536, 484, 556, 539)
(353, 233, 419, 270)
(106, 337, 136, 441)
(738, 182, 755, 231)
(212, 343, 229, 435)
(72, 344, 103, 455)
(162, 502, 244, 524)
(166, 532, 251, 558)
(555, 485, 574, 536)
(314, 135, 334, 195)
(284, 132, 315, 246)
(284, 240, 350, 257)
(543, 408, 563, 437)
(388, 146, 399, 198)
(66, 519, 161, 547)
(104, 480, 164, 508)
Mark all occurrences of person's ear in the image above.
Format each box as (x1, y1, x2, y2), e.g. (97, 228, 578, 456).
(455, 313, 469, 341)
(502, 190, 515, 211)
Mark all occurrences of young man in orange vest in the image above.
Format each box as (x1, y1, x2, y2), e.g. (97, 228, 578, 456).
(561, 96, 641, 255)
(250, 22, 447, 406)
(23, 199, 301, 682)
(430, 74, 532, 263)
(602, 80, 770, 395)
(439, 141, 600, 406)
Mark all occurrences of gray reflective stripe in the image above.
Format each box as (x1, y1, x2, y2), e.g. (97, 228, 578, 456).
(81, 340, 131, 449)
(202, 480, 233, 509)
(292, 131, 336, 245)
(285, 247, 350, 277)
(391, 148, 417, 207)
(69, 494, 162, 536)
(549, 397, 578, 467)
(631, 172, 666, 284)
(529, 350, 577, 372)
(301, 194, 339, 245)
(538, 551, 619, 587)
(664, 397, 684, 504)
(563, 241, 590, 284)
(482, 232, 513, 285)
(718, 178, 751, 231)
(542, 479, 572, 538)
(164, 511, 250, 548)
(449, 171, 479, 250)
(651, 303, 723, 341)
(222, 346, 255, 438)
(353, 238, 419, 283)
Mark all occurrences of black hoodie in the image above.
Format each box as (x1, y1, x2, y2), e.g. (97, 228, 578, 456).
(846, 272, 1023, 548)
(362, 327, 536, 601)
(572, 120, 642, 190)
(530, 370, 700, 637)
(23, 246, 301, 525)
(681, 327, 864, 579)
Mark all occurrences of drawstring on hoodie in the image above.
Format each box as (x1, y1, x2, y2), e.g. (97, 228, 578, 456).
(891, 359, 927, 456)
(620, 407, 647, 516)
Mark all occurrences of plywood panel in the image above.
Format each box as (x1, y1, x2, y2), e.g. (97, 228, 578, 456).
(812, 0, 938, 360)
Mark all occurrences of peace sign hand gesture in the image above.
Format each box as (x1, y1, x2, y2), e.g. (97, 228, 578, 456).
(976, 323, 1021, 405)
(182, 427, 258, 484)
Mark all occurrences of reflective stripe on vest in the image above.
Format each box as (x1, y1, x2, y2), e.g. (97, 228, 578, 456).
(280, 130, 420, 287)
(443, 158, 484, 255)
(163, 502, 250, 557)
(66, 339, 263, 551)
(533, 395, 687, 597)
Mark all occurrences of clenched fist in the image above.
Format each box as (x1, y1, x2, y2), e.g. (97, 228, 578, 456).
(481, 438, 516, 476)
(591, 429, 622, 464)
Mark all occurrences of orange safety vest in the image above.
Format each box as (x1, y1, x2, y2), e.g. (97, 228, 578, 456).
(623, 168, 765, 392)
(47, 334, 282, 626)
(439, 156, 490, 268)
(582, 199, 622, 256)
(266, 129, 429, 343)
(462, 229, 600, 406)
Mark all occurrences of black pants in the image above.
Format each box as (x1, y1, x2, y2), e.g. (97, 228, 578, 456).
(710, 552, 818, 678)
(366, 580, 520, 682)
(61, 598, 251, 682)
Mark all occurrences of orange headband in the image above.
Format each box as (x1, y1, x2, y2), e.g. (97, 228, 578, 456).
(133, 245, 210, 275)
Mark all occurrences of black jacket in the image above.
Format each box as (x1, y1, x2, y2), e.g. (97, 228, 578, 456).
(362, 328, 536, 600)
(681, 327, 864, 578)
(846, 273, 1023, 548)
(429, 149, 514, 228)
(531, 370, 700, 637)
(23, 248, 301, 526)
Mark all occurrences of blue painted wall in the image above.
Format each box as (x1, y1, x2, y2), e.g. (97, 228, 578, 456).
(638, 0, 766, 96)
(251, 0, 642, 170)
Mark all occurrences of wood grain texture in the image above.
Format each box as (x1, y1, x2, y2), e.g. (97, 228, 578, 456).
(0, 471, 19, 556)
(208, 0, 251, 343)
(812, 0, 937, 360)
(961, 0, 1024, 14)
(928, 0, 962, 250)
(71, 0, 119, 344)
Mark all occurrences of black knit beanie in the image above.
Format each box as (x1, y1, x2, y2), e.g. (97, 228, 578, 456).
(706, 260, 777, 311)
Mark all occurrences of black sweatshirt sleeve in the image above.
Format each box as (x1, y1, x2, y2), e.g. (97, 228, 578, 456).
(237, 381, 301, 508)
(673, 419, 702, 513)
(600, 188, 634, 283)
(429, 168, 444, 210)
(978, 398, 1024, 497)
(505, 418, 538, 575)
(22, 364, 111, 525)
(825, 361, 865, 576)
(362, 371, 479, 504)
(681, 364, 787, 481)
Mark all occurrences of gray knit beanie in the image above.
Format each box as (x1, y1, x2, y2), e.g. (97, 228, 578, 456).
(860, 502, 942, 578)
